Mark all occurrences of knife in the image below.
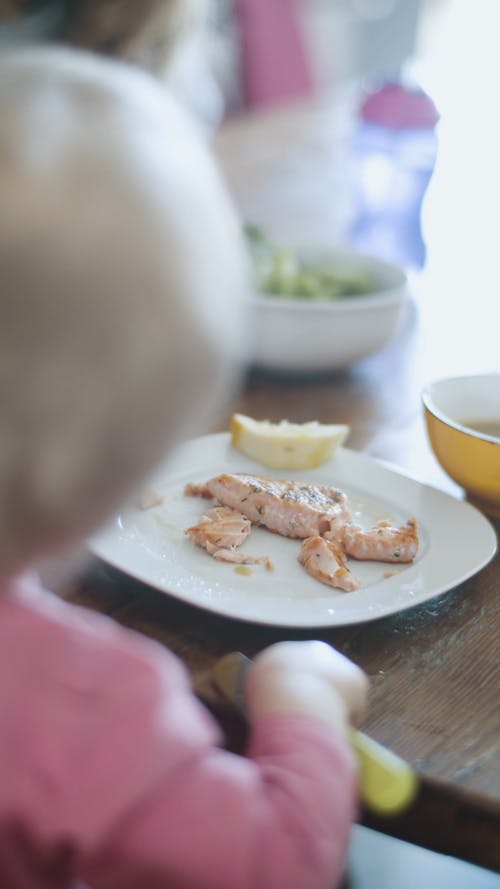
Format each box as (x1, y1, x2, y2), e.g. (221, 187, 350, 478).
(211, 651, 418, 818)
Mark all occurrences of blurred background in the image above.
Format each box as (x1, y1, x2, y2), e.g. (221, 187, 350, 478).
(165, 0, 444, 270)
(0, 0, 497, 331)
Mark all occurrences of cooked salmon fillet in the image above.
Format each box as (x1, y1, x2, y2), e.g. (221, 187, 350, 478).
(186, 506, 273, 569)
(343, 518, 418, 563)
(299, 536, 359, 592)
(185, 473, 419, 589)
(185, 473, 351, 540)
(186, 506, 251, 552)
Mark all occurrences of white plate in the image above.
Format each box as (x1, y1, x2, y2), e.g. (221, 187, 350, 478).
(90, 433, 497, 628)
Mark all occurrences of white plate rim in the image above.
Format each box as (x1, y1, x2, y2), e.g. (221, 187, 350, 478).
(89, 433, 497, 628)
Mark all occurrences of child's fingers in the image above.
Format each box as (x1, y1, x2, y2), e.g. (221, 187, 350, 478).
(251, 641, 369, 726)
(245, 668, 350, 735)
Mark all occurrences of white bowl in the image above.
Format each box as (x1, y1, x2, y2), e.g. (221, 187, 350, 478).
(249, 247, 408, 374)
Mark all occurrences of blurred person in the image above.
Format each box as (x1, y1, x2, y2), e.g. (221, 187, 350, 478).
(0, 47, 368, 889)
(0, 0, 225, 129)
(70, 0, 226, 128)
(68, 0, 200, 71)
(0, 0, 196, 65)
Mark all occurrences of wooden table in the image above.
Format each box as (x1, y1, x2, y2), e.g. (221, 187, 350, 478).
(56, 97, 500, 872)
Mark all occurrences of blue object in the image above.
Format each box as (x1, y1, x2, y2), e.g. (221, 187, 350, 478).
(349, 82, 439, 270)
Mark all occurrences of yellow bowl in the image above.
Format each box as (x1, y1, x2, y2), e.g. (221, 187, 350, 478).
(422, 374, 500, 515)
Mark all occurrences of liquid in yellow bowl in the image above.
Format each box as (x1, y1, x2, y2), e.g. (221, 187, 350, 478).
(422, 374, 500, 516)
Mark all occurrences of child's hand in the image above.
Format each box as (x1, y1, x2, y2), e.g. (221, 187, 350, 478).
(245, 641, 369, 737)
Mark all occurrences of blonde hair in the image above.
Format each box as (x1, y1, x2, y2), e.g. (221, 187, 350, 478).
(0, 47, 247, 577)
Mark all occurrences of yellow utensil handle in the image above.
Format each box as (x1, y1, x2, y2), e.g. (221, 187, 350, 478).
(350, 728, 418, 816)
(211, 652, 418, 817)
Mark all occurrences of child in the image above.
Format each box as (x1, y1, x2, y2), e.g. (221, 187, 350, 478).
(0, 48, 369, 889)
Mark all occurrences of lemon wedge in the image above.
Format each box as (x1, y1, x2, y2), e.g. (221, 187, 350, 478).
(230, 413, 349, 470)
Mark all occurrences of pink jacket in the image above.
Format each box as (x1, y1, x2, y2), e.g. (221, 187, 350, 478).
(0, 573, 357, 889)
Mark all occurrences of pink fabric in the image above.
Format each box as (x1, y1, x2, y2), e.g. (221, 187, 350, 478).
(0, 573, 358, 889)
(236, 0, 314, 109)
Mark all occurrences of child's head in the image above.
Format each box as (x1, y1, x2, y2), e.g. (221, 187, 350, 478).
(0, 47, 247, 578)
